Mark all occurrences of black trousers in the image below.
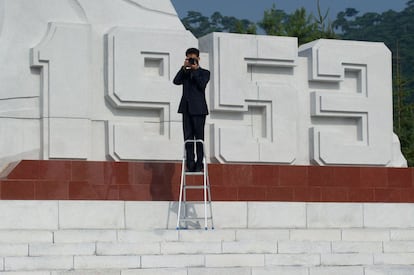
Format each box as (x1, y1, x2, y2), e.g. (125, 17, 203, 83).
(182, 113, 206, 168)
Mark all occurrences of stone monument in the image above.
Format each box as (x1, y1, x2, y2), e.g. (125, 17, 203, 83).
(0, 0, 407, 169)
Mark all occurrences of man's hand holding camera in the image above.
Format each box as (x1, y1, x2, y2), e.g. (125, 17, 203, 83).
(184, 57, 199, 71)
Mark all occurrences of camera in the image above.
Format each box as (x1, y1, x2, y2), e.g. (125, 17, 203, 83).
(188, 58, 198, 65)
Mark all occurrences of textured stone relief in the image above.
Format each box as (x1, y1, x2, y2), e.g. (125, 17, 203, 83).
(105, 27, 197, 160)
(31, 23, 92, 159)
(0, 0, 406, 167)
(300, 40, 393, 165)
(199, 33, 298, 163)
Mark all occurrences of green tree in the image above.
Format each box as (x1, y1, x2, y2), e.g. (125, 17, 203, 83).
(258, 2, 336, 45)
(393, 41, 414, 166)
(314, 0, 336, 39)
(257, 4, 288, 36)
(233, 19, 257, 34)
(181, 11, 217, 37)
(285, 8, 318, 44)
(180, 11, 256, 38)
(333, 8, 359, 34)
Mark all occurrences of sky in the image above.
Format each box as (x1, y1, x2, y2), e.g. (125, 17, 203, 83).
(170, 0, 409, 22)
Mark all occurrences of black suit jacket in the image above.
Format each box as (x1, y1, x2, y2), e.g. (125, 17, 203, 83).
(173, 67, 210, 115)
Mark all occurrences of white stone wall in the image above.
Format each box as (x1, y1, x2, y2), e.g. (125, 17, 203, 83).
(0, 201, 413, 273)
(0, 0, 406, 168)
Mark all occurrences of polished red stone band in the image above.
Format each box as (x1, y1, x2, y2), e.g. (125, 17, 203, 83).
(0, 160, 412, 202)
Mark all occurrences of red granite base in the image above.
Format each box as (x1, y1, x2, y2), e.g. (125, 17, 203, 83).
(0, 160, 413, 202)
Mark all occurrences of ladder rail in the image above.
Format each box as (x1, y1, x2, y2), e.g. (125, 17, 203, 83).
(206, 165, 214, 229)
(175, 148, 186, 229)
(203, 154, 208, 229)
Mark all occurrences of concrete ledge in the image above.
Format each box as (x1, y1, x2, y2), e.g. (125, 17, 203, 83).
(0, 201, 414, 230)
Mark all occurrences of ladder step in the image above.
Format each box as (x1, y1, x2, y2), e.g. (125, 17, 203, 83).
(184, 185, 210, 190)
(184, 171, 204, 175)
(180, 201, 212, 204)
(179, 217, 213, 221)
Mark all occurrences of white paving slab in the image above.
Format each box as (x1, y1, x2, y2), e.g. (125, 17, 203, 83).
(1, 272, 51, 275)
(161, 241, 221, 254)
(206, 254, 265, 267)
(0, 231, 53, 244)
(125, 202, 175, 230)
(341, 229, 390, 241)
(5, 256, 73, 271)
(332, 241, 383, 253)
(188, 267, 251, 275)
(374, 253, 414, 265)
(222, 241, 277, 254)
(178, 230, 235, 242)
(364, 204, 414, 228)
(141, 255, 204, 268)
(52, 271, 120, 275)
(384, 241, 414, 253)
(54, 230, 117, 243)
(122, 269, 187, 275)
(309, 266, 364, 275)
(74, 255, 140, 269)
(248, 202, 306, 228)
(265, 254, 320, 266)
(252, 267, 309, 275)
(29, 243, 95, 256)
(290, 229, 341, 241)
(0, 201, 58, 230)
(59, 201, 125, 229)
(97, 242, 161, 255)
(365, 266, 414, 275)
(0, 244, 28, 256)
(307, 203, 363, 228)
(236, 229, 290, 241)
(211, 202, 248, 229)
(117, 230, 178, 243)
(390, 229, 414, 240)
(278, 241, 331, 254)
(321, 253, 373, 266)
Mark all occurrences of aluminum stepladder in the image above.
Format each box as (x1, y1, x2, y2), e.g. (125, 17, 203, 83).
(176, 139, 214, 230)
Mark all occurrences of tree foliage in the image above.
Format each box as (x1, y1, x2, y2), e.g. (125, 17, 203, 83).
(257, 4, 288, 36)
(257, 1, 336, 44)
(181, 11, 256, 38)
(180, 1, 335, 43)
(394, 46, 414, 165)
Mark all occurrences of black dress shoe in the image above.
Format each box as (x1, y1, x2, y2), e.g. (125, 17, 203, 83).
(194, 163, 204, 172)
(186, 161, 196, 172)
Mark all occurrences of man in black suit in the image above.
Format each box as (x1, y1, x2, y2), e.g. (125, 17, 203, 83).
(173, 48, 210, 172)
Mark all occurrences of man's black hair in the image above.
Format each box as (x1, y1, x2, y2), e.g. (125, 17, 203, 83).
(185, 47, 200, 57)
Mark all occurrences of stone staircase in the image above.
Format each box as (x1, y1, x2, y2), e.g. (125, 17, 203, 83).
(0, 201, 414, 274)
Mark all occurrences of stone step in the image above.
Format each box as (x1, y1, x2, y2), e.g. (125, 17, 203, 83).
(2, 200, 414, 230)
(2, 267, 414, 275)
(0, 201, 413, 273)
(1, 255, 414, 274)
